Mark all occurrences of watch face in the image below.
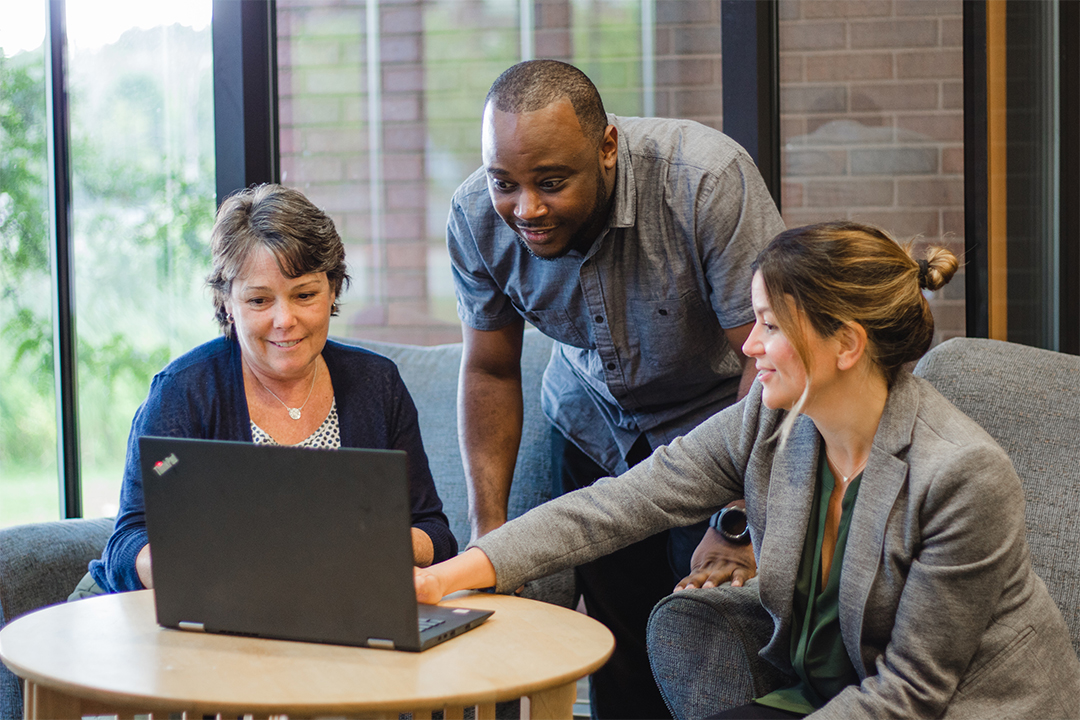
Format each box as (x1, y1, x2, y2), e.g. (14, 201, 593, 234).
(719, 507, 750, 543)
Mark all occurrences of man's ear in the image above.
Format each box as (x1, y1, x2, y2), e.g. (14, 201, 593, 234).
(835, 322, 868, 371)
(600, 124, 618, 170)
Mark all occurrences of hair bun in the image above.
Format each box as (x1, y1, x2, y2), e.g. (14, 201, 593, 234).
(918, 246, 959, 292)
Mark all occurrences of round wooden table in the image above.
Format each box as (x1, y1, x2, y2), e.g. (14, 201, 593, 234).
(0, 589, 613, 720)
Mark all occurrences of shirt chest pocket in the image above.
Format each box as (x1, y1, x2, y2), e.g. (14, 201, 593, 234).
(626, 292, 727, 371)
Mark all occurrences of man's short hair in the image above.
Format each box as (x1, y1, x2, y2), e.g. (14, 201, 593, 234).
(485, 60, 608, 146)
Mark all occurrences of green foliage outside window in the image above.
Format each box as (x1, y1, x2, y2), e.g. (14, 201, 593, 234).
(0, 25, 216, 526)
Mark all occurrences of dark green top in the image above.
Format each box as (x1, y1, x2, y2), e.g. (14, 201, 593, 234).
(755, 452, 863, 715)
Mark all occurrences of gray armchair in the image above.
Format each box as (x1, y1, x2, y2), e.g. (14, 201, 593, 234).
(647, 338, 1080, 719)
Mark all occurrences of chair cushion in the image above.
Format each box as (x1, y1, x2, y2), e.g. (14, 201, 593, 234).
(914, 337, 1080, 655)
(648, 583, 789, 720)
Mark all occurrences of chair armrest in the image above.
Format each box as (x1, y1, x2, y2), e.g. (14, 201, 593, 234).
(647, 583, 788, 720)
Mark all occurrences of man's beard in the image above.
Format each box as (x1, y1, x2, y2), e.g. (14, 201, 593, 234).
(515, 167, 612, 261)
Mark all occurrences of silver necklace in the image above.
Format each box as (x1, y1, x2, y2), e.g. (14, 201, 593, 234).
(255, 363, 318, 420)
(825, 449, 868, 484)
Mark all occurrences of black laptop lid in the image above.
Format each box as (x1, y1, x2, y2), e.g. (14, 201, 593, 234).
(140, 436, 425, 649)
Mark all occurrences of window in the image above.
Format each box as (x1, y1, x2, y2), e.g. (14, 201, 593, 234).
(276, 0, 725, 345)
(0, 0, 215, 527)
(778, 0, 966, 346)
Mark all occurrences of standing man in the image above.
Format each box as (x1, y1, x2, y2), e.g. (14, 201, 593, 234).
(448, 60, 784, 719)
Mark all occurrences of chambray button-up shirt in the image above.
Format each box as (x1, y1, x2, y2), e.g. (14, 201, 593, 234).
(448, 115, 785, 474)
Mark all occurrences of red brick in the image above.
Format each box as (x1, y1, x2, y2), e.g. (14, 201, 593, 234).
(671, 88, 722, 117)
(850, 19, 938, 49)
(304, 67, 364, 95)
(941, 147, 964, 174)
(850, 82, 939, 111)
(781, 85, 847, 113)
(848, 210, 941, 238)
(304, 128, 368, 154)
(782, 208, 850, 227)
(785, 149, 848, 176)
(779, 21, 846, 52)
(383, 213, 424, 240)
(344, 158, 371, 181)
(807, 179, 894, 207)
(535, 31, 572, 59)
(897, 178, 964, 206)
(895, 0, 962, 18)
(385, 184, 426, 211)
(896, 49, 962, 79)
(671, 25, 722, 55)
(942, 81, 963, 110)
(657, 58, 718, 86)
(384, 124, 425, 151)
(782, 181, 806, 208)
(293, 96, 344, 125)
(805, 113, 890, 135)
(780, 55, 804, 84)
(781, 116, 809, 143)
(942, 208, 965, 237)
(535, 0, 571, 28)
(385, 273, 426, 300)
(382, 95, 421, 122)
(380, 35, 421, 63)
(896, 113, 964, 142)
(289, 155, 346, 183)
(942, 17, 963, 47)
(851, 147, 938, 175)
(381, 5, 422, 34)
(657, 0, 718, 24)
(383, 65, 424, 93)
(806, 52, 893, 82)
(382, 153, 424, 181)
(386, 242, 427, 269)
(801, 0, 892, 19)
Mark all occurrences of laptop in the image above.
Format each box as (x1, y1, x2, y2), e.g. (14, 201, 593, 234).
(139, 436, 492, 652)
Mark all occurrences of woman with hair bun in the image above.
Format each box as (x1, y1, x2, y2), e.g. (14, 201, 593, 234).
(415, 220, 1080, 719)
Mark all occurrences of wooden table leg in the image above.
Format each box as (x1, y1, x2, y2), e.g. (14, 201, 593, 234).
(476, 701, 497, 720)
(23, 681, 82, 720)
(527, 681, 577, 720)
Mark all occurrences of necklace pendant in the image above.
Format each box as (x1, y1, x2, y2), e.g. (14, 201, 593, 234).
(289, 408, 301, 420)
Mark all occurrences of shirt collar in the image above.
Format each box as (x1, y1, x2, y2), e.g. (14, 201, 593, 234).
(577, 115, 635, 261)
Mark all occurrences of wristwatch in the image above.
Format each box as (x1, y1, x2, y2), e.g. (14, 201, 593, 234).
(710, 506, 751, 545)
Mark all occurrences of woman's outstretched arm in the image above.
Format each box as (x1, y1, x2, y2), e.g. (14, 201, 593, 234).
(414, 547, 497, 603)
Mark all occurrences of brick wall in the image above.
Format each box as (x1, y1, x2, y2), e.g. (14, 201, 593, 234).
(278, 0, 965, 345)
(278, 0, 724, 345)
(779, 0, 966, 342)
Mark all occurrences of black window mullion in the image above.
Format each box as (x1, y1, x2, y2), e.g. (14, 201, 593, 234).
(1060, 0, 1079, 355)
(45, 0, 81, 518)
(721, 0, 781, 211)
(213, 0, 279, 206)
(963, 0, 990, 339)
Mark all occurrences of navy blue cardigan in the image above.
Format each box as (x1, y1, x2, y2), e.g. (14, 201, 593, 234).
(89, 336, 457, 592)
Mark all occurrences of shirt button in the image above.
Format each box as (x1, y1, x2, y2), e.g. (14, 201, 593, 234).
(658, 309, 669, 316)
(595, 315, 604, 323)
(606, 362, 616, 370)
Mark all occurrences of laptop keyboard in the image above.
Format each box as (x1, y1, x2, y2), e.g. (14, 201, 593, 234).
(418, 617, 446, 632)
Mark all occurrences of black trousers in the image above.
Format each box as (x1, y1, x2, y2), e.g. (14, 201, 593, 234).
(551, 428, 709, 720)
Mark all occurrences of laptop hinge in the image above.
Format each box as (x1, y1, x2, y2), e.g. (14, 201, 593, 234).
(178, 621, 206, 632)
(367, 637, 395, 650)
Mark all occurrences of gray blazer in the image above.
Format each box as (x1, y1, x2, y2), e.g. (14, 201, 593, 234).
(475, 372, 1080, 718)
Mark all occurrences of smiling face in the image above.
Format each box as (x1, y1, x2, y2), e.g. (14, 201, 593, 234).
(743, 272, 841, 412)
(224, 245, 335, 384)
(482, 98, 617, 259)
